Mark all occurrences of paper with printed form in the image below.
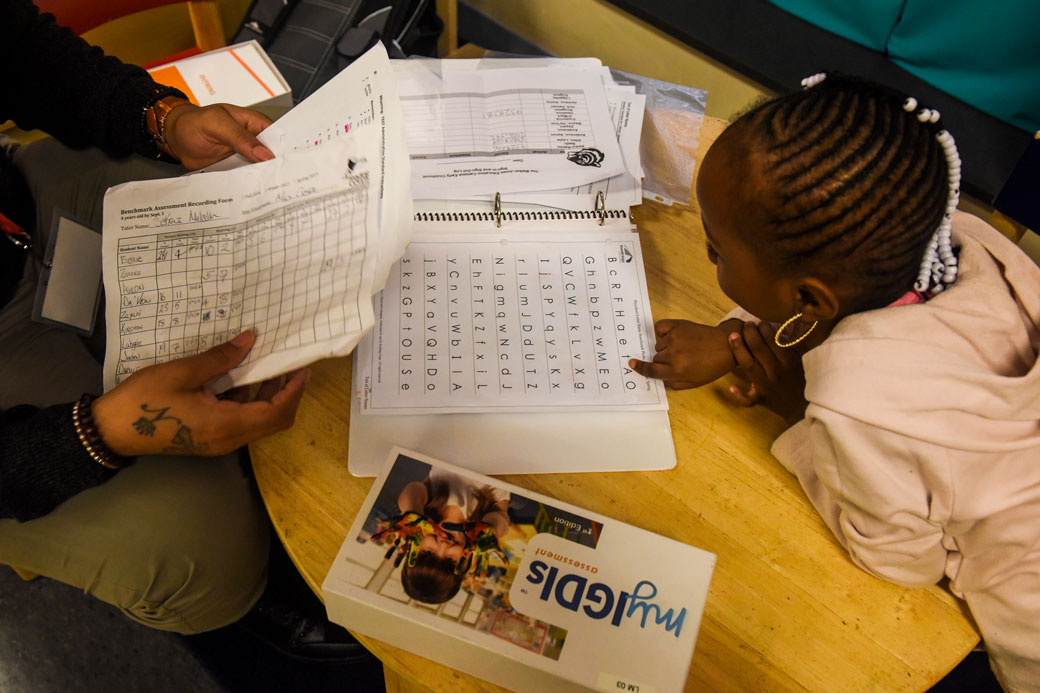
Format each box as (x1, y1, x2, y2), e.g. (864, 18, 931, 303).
(202, 43, 412, 290)
(101, 136, 386, 392)
(357, 232, 667, 414)
(394, 62, 626, 198)
(436, 58, 645, 209)
(462, 88, 646, 211)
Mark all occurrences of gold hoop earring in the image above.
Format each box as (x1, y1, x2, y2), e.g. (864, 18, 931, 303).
(774, 313, 818, 348)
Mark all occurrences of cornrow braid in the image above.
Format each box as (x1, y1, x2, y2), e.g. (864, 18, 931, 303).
(731, 74, 956, 309)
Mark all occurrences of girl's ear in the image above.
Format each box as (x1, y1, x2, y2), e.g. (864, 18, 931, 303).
(795, 278, 840, 322)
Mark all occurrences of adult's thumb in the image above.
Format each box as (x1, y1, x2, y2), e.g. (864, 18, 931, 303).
(219, 105, 274, 162)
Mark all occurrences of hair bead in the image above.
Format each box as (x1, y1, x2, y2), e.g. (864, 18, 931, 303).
(910, 111, 961, 296)
(800, 72, 827, 88)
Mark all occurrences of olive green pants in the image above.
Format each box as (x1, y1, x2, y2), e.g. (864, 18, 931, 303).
(0, 138, 269, 634)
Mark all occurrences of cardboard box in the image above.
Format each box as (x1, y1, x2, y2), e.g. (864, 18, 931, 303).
(322, 448, 716, 692)
(148, 41, 291, 120)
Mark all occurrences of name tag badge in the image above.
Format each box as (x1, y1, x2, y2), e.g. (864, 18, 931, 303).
(31, 213, 102, 335)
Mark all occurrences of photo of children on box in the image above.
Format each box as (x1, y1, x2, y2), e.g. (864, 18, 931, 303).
(322, 448, 716, 692)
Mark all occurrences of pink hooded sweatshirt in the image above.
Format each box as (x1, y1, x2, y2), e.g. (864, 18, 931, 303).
(770, 212, 1040, 691)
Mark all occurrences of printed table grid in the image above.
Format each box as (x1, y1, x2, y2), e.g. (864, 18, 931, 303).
(114, 185, 369, 384)
(370, 238, 662, 411)
(401, 88, 594, 159)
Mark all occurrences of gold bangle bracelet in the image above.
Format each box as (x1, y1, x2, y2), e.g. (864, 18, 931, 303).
(144, 96, 189, 160)
(72, 394, 129, 470)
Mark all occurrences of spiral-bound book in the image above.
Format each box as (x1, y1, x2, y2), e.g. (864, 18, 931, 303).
(348, 185, 676, 476)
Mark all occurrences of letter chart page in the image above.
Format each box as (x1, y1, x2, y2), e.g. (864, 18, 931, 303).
(357, 232, 667, 414)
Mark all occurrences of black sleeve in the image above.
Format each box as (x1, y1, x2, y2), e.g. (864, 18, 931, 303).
(0, 0, 186, 158)
(0, 404, 120, 522)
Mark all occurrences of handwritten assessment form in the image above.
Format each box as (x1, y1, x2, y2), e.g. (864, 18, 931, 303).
(113, 187, 367, 370)
(357, 233, 668, 414)
(102, 137, 385, 392)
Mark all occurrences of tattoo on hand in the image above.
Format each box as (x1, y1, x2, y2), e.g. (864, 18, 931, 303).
(132, 404, 208, 454)
(162, 425, 209, 455)
(133, 404, 182, 436)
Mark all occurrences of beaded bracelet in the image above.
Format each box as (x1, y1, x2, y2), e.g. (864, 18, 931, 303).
(143, 95, 189, 162)
(72, 394, 129, 470)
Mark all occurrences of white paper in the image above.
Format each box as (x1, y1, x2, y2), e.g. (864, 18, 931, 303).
(435, 56, 605, 72)
(201, 43, 412, 290)
(395, 63, 625, 198)
(462, 89, 646, 211)
(102, 137, 383, 392)
(357, 232, 667, 414)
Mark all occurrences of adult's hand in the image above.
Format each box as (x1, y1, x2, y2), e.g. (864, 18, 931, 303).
(163, 102, 275, 170)
(91, 331, 308, 457)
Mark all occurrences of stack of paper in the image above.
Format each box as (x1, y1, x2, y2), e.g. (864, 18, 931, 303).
(394, 57, 646, 214)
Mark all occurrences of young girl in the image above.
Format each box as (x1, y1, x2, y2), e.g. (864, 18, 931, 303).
(631, 74, 1040, 691)
(384, 467, 511, 604)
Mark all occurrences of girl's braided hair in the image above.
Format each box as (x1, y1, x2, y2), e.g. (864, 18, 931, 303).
(728, 74, 956, 310)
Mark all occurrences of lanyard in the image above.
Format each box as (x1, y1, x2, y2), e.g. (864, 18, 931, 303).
(1, 210, 50, 268)
(1, 210, 32, 252)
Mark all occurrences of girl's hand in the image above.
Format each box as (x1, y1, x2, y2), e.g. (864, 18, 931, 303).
(629, 319, 739, 389)
(91, 331, 309, 457)
(726, 322, 808, 426)
(163, 102, 275, 170)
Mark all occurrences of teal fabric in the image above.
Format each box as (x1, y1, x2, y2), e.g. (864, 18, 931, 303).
(889, 2, 1040, 133)
(768, 0, 1040, 132)
(768, 0, 904, 52)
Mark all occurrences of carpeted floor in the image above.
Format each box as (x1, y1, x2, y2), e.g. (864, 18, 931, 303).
(0, 564, 384, 693)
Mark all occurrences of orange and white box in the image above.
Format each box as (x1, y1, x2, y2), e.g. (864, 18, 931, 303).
(148, 40, 291, 119)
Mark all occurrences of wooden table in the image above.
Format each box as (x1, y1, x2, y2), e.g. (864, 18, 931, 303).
(249, 117, 979, 692)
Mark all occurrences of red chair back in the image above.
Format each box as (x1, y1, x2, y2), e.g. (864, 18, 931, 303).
(32, 0, 194, 35)
(31, 0, 226, 67)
